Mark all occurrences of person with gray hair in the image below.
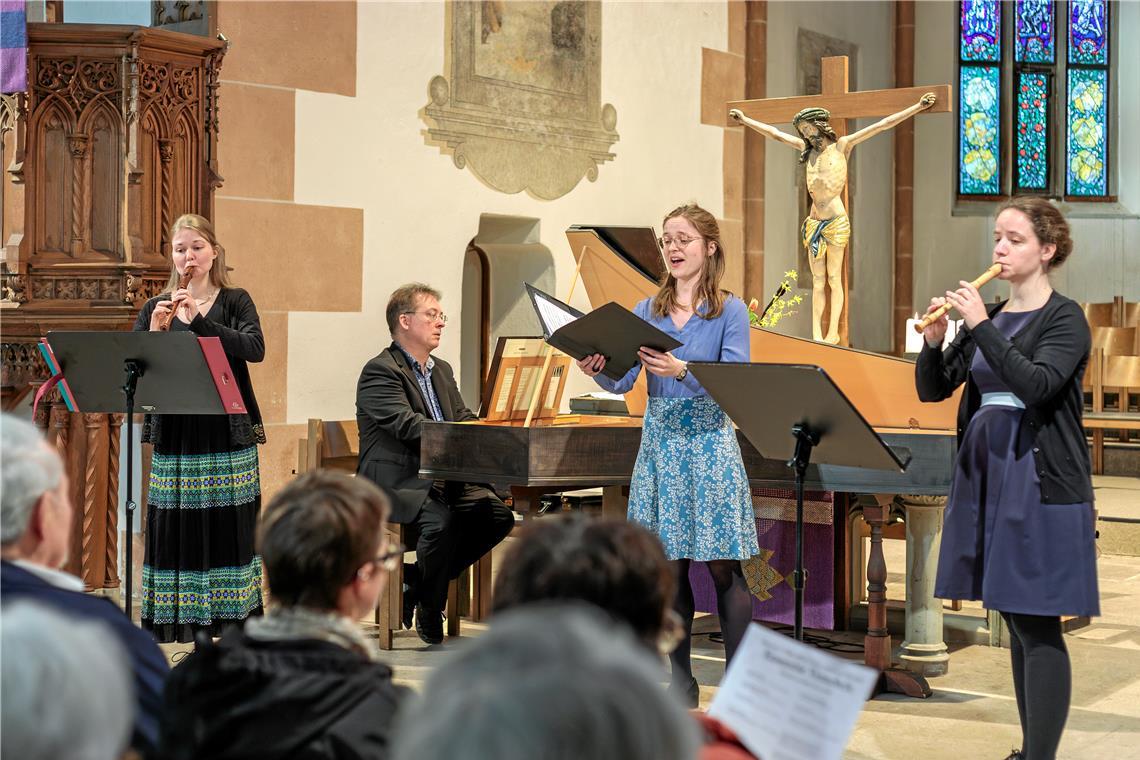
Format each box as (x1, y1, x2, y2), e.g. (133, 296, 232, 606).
(0, 412, 66, 554)
(391, 604, 701, 760)
(0, 413, 169, 755)
(1, 600, 134, 760)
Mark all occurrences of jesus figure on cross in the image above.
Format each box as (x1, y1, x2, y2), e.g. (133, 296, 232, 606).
(731, 92, 936, 344)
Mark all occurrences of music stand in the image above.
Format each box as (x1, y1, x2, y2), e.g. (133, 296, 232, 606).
(44, 331, 242, 619)
(687, 363, 910, 642)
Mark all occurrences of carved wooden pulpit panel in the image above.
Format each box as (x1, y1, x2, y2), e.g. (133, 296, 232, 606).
(0, 24, 226, 591)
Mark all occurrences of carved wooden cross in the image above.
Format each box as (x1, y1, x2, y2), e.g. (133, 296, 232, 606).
(728, 56, 951, 346)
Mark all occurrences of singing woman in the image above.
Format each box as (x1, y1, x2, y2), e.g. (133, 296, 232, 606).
(576, 203, 758, 708)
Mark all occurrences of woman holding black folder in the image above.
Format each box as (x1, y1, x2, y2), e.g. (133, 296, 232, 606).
(133, 214, 266, 643)
(915, 198, 1096, 760)
(577, 203, 758, 707)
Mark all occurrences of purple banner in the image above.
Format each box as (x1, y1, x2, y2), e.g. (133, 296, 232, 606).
(692, 489, 836, 631)
(1, 1, 27, 94)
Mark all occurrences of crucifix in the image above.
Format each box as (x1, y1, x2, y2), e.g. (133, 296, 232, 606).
(728, 57, 950, 346)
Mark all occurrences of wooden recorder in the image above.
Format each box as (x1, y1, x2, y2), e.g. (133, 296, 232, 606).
(159, 266, 196, 331)
(913, 263, 1003, 333)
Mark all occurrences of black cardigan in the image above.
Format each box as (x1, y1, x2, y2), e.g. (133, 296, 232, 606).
(134, 287, 266, 442)
(915, 290, 1093, 504)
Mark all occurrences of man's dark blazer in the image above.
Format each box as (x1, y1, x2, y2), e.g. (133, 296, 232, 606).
(0, 560, 170, 753)
(356, 343, 491, 523)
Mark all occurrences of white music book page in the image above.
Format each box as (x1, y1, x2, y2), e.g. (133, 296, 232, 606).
(534, 294, 579, 335)
(708, 623, 877, 760)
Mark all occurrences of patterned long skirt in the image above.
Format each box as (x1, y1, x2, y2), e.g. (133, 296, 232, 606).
(141, 416, 264, 643)
(628, 396, 759, 561)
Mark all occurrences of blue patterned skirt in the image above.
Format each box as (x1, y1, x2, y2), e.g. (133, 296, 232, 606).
(629, 396, 759, 561)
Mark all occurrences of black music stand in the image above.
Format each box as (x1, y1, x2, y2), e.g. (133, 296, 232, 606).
(45, 331, 236, 620)
(687, 363, 910, 641)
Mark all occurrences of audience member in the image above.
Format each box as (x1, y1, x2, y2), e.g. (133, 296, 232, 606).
(491, 515, 756, 759)
(392, 604, 701, 760)
(0, 414, 168, 754)
(1, 600, 133, 760)
(159, 470, 408, 760)
(491, 514, 679, 650)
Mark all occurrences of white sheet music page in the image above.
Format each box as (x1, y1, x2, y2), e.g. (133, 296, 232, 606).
(707, 623, 877, 760)
(534, 294, 579, 335)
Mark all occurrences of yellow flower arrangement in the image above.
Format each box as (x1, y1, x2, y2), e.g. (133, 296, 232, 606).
(748, 270, 804, 328)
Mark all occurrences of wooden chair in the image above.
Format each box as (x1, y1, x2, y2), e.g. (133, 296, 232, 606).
(1123, 301, 1139, 328)
(1090, 326, 1138, 357)
(1084, 350, 1140, 473)
(1081, 302, 1117, 329)
(296, 418, 469, 649)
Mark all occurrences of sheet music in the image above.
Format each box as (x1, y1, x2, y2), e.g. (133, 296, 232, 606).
(534, 295, 579, 335)
(708, 624, 877, 760)
(494, 367, 516, 414)
(544, 365, 563, 410)
(513, 367, 537, 411)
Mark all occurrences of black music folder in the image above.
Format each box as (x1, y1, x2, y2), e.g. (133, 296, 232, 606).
(525, 283, 682, 381)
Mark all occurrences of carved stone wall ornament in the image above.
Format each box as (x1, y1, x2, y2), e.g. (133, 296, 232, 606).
(422, 1, 619, 200)
(152, 1, 208, 35)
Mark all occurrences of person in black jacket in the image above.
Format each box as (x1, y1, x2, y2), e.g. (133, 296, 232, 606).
(355, 283, 514, 645)
(134, 213, 266, 643)
(1, 414, 169, 756)
(159, 470, 408, 760)
(916, 197, 1097, 760)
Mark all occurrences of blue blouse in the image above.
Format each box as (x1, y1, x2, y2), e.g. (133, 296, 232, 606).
(594, 295, 751, 398)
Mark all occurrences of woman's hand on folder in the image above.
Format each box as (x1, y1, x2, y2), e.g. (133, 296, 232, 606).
(638, 346, 684, 378)
(576, 353, 606, 377)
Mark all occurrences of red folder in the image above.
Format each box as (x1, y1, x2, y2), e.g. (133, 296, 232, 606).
(198, 337, 247, 414)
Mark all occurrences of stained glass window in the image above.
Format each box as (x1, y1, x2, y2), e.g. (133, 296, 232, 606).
(958, 1, 1112, 199)
(1069, 0, 1108, 66)
(961, 0, 1001, 61)
(1067, 68, 1107, 196)
(960, 66, 1001, 195)
(1016, 73, 1050, 191)
(1015, 0, 1054, 63)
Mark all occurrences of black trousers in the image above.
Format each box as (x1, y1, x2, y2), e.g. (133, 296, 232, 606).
(412, 481, 515, 613)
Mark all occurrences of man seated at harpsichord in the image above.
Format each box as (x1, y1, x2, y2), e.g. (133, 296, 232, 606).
(356, 283, 515, 646)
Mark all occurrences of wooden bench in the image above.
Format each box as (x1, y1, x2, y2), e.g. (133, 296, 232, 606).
(296, 418, 480, 649)
(1085, 351, 1140, 474)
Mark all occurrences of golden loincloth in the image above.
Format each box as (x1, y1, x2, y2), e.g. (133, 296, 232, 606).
(801, 214, 851, 259)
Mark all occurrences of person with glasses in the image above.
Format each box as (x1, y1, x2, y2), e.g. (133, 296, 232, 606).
(356, 283, 515, 646)
(576, 203, 758, 708)
(158, 470, 408, 760)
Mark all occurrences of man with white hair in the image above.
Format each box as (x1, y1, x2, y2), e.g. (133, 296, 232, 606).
(0, 413, 169, 754)
(1, 601, 134, 760)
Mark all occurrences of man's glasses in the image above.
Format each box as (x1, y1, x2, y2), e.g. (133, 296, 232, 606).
(358, 540, 405, 577)
(658, 235, 702, 250)
(403, 310, 448, 324)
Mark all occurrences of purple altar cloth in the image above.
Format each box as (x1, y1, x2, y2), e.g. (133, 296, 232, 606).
(690, 488, 836, 630)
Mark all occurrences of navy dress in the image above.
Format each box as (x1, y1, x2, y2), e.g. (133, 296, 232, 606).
(934, 310, 1099, 617)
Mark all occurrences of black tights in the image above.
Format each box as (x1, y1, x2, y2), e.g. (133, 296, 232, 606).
(1001, 612, 1071, 760)
(668, 559, 753, 688)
